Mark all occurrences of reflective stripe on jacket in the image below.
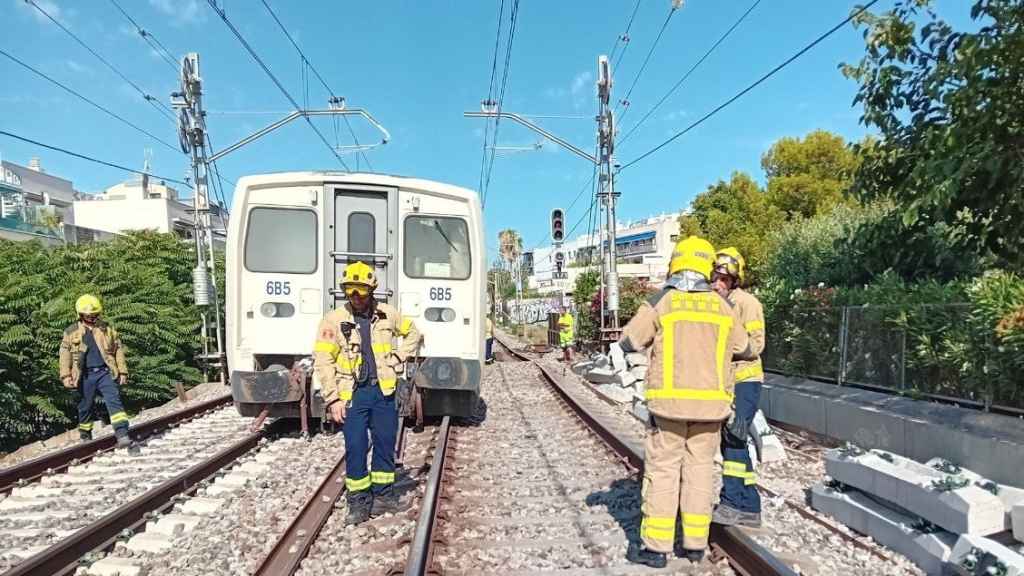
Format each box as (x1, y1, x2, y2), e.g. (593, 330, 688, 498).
(313, 302, 422, 402)
(729, 288, 765, 383)
(59, 321, 128, 384)
(619, 288, 749, 422)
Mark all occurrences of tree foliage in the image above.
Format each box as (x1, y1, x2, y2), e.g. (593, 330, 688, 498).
(843, 0, 1024, 271)
(762, 130, 860, 219)
(0, 232, 208, 451)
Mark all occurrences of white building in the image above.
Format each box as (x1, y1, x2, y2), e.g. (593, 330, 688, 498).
(526, 212, 682, 295)
(73, 175, 227, 244)
(0, 156, 97, 245)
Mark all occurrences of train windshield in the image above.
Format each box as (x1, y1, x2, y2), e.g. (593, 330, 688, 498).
(244, 207, 318, 273)
(404, 216, 471, 280)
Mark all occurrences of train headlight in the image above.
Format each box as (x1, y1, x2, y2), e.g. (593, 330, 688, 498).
(425, 307, 456, 322)
(260, 302, 295, 318)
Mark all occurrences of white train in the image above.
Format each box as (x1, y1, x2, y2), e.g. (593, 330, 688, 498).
(225, 172, 485, 422)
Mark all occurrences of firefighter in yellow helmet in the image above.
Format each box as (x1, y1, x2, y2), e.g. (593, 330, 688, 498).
(312, 262, 422, 525)
(59, 294, 134, 449)
(618, 237, 754, 567)
(711, 247, 766, 528)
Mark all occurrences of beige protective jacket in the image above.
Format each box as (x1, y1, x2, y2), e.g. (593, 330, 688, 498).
(59, 322, 128, 386)
(729, 287, 766, 383)
(313, 302, 422, 403)
(620, 287, 751, 422)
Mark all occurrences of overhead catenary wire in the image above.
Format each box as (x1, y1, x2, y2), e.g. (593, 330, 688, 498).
(620, 0, 883, 172)
(0, 130, 189, 186)
(0, 48, 179, 153)
(479, 0, 507, 201)
(206, 0, 351, 171)
(618, 0, 762, 147)
(615, 5, 680, 121)
(610, 0, 643, 72)
(481, 0, 521, 207)
(107, 0, 179, 73)
(259, 0, 372, 171)
(25, 0, 176, 124)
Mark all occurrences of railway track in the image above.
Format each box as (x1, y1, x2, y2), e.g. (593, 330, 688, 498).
(0, 399, 260, 576)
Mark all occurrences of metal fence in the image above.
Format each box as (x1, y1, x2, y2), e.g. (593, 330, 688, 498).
(763, 303, 1024, 413)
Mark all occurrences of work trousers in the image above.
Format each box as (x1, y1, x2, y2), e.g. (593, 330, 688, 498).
(342, 382, 398, 496)
(720, 381, 762, 513)
(640, 416, 720, 552)
(486, 338, 493, 361)
(78, 367, 129, 434)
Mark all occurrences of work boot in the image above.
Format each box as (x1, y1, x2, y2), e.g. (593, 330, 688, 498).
(680, 548, 705, 564)
(626, 543, 667, 569)
(115, 428, 140, 455)
(345, 491, 372, 525)
(79, 430, 92, 442)
(712, 504, 746, 526)
(370, 489, 401, 517)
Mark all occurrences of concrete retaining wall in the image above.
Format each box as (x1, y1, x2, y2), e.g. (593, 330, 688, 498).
(761, 375, 1024, 488)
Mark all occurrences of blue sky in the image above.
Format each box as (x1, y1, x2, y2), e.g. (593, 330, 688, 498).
(1, 0, 972, 259)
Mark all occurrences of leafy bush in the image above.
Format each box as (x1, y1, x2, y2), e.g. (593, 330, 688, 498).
(0, 232, 211, 450)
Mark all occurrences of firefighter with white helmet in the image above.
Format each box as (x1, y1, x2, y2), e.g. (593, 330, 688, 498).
(59, 294, 134, 449)
(312, 262, 422, 525)
(711, 247, 767, 528)
(618, 237, 754, 567)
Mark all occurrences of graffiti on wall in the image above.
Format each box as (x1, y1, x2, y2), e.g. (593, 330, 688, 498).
(504, 297, 566, 325)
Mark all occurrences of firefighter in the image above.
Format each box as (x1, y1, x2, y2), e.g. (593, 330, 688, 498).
(59, 294, 133, 449)
(313, 262, 422, 525)
(618, 237, 753, 567)
(711, 247, 766, 528)
(557, 307, 574, 362)
(485, 315, 495, 364)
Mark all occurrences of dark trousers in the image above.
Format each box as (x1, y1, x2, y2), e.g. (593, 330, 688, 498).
(342, 382, 398, 496)
(486, 338, 493, 361)
(720, 381, 761, 513)
(78, 367, 129, 433)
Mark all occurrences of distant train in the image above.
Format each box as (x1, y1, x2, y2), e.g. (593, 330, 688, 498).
(224, 172, 485, 423)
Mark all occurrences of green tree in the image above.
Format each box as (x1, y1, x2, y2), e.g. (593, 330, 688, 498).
(762, 130, 860, 219)
(571, 269, 600, 346)
(842, 0, 1024, 271)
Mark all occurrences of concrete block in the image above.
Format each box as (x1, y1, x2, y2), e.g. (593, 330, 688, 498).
(608, 342, 627, 372)
(615, 370, 637, 388)
(750, 410, 787, 464)
(148, 513, 203, 537)
(825, 448, 1006, 536)
(632, 400, 650, 424)
(179, 497, 223, 516)
(1, 546, 51, 562)
(950, 534, 1024, 576)
(571, 360, 595, 375)
(827, 400, 906, 455)
(810, 483, 955, 576)
(1013, 504, 1024, 543)
(629, 365, 648, 381)
(591, 354, 610, 368)
(585, 367, 619, 384)
(765, 385, 828, 435)
(595, 384, 632, 404)
(925, 457, 1024, 532)
(125, 532, 173, 553)
(88, 557, 144, 576)
(625, 352, 648, 367)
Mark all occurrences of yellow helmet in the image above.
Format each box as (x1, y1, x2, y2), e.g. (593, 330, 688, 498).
(340, 261, 378, 290)
(715, 247, 746, 283)
(669, 236, 715, 278)
(75, 294, 103, 315)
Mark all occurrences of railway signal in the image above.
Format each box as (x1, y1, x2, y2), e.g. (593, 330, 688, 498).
(551, 208, 565, 244)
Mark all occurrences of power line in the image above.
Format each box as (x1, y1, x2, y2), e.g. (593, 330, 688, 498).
(206, 1, 351, 171)
(0, 47, 178, 153)
(0, 130, 189, 186)
(259, 0, 372, 171)
(481, 0, 521, 207)
(25, 0, 176, 124)
(610, 0, 643, 72)
(619, 0, 762, 147)
(620, 0, 882, 172)
(479, 0, 507, 200)
(107, 0, 178, 73)
(615, 6, 679, 120)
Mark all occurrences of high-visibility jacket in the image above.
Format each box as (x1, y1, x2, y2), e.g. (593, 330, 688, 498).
(558, 313, 574, 345)
(620, 287, 751, 422)
(486, 317, 494, 339)
(313, 302, 422, 403)
(59, 321, 128, 385)
(728, 287, 765, 383)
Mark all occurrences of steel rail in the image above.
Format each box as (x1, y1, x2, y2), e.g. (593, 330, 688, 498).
(403, 416, 451, 576)
(252, 449, 348, 575)
(3, 419, 286, 576)
(493, 335, 797, 576)
(0, 392, 232, 494)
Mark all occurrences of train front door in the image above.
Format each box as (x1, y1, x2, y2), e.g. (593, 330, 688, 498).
(329, 187, 395, 309)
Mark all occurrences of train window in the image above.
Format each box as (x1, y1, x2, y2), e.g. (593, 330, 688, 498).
(244, 207, 318, 274)
(348, 212, 375, 254)
(404, 216, 471, 280)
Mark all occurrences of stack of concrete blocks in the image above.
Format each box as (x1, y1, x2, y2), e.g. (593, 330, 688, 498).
(810, 446, 1024, 575)
(573, 343, 650, 410)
